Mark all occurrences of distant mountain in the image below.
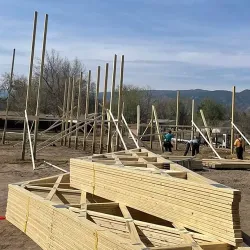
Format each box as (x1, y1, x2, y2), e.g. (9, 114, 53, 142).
(100, 89, 250, 111)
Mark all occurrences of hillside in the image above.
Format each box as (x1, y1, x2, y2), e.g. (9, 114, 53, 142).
(102, 89, 250, 111)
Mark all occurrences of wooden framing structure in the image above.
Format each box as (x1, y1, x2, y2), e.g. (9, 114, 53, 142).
(21, 11, 38, 160)
(7, 150, 243, 249)
(70, 148, 242, 247)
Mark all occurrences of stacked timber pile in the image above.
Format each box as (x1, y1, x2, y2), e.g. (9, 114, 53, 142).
(6, 174, 233, 250)
(202, 159, 250, 169)
(70, 148, 242, 248)
(163, 155, 203, 170)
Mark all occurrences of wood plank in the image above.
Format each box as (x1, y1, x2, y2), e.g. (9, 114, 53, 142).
(173, 222, 203, 250)
(45, 175, 63, 201)
(119, 204, 146, 249)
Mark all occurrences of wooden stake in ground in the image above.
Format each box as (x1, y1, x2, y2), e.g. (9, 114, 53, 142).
(61, 80, 68, 145)
(92, 66, 100, 153)
(83, 70, 91, 150)
(2, 48, 16, 145)
(64, 77, 72, 146)
(107, 54, 117, 153)
(231, 86, 236, 154)
(136, 105, 140, 144)
(115, 55, 124, 151)
(99, 63, 109, 154)
(75, 72, 83, 149)
(68, 77, 76, 148)
(175, 90, 180, 150)
(191, 99, 195, 140)
(33, 14, 49, 160)
(21, 11, 38, 160)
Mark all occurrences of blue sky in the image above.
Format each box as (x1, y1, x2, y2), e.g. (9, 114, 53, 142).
(1, 0, 250, 90)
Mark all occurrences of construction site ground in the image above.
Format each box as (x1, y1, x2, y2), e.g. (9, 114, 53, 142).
(1, 141, 250, 249)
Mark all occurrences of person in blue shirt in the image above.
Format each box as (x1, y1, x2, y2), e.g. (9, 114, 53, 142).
(163, 130, 174, 152)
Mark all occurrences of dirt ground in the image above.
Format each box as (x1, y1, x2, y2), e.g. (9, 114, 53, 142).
(1, 141, 250, 249)
(0, 142, 89, 250)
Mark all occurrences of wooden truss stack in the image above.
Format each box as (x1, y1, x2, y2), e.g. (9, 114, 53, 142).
(202, 159, 250, 169)
(6, 148, 245, 249)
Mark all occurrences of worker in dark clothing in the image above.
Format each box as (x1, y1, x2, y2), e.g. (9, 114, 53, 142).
(234, 135, 244, 160)
(192, 137, 200, 156)
(184, 137, 200, 156)
(163, 130, 174, 152)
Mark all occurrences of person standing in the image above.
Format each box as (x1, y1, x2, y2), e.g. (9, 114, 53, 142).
(163, 130, 174, 152)
(234, 135, 244, 160)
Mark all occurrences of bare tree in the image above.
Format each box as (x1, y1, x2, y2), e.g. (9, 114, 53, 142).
(34, 49, 88, 115)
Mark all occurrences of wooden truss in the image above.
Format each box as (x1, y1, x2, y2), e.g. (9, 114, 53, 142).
(70, 148, 242, 247)
(6, 173, 237, 250)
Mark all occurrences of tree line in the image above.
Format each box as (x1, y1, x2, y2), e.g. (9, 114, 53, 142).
(1, 49, 250, 134)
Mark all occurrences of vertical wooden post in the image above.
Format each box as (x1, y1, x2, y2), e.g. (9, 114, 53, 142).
(2, 48, 16, 144)
(99, 63, 109, 154)
(64, 77, 72, 145)
(92, 66, 100, 153)
(75, 72, 83, 149)
(191, 99, 195, 140)
(83, 70, 91, 150)
(231, 86, 236, 154)
(136, 105, 140, 143)
(68, 77, 76, 148)
(61, 80, 68, 145)
(33, 14, 48, 159)
(107, 54, 117, 152)
(22, 11, 38, 160)
(175, 90, 180, 150)
(150, 106, 154, 149)
(115, 55, 124, 151)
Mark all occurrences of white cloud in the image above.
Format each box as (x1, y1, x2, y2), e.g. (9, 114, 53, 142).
(1, 2, 250, 91)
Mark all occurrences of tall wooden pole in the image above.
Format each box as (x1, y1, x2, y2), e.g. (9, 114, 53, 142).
(83, 70, 91, 150)
(231, 86, 236, 154)
(175, 90, 180, 150)
(75, 72, 83, 149)
(99, 63, 109, 154)
(92, 66, 100, 153)
(115, 55, 124, 151)
(33, 14, 48, 159)
(61, 80, 68, 145)
(107, 54, 117, 152)
(21, 11, 38, 160)
(136, 105, 140, 143)
(191, 99, 195, 140)
(64, 77, 72, 145)
(68, 77, 76, 148)
(2, 48, 16, 144)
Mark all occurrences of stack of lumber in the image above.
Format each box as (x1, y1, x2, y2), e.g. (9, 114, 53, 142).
(70, 148, 242, 247)
(202, 159, 250, 169)
(163, 155, 203, 170)
(6, 173, 232, 250)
